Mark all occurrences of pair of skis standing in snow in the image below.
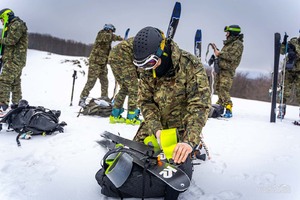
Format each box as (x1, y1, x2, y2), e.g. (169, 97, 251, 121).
(270, 32, 300, 126)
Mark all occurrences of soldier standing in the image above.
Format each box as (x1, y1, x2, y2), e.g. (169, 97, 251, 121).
(0, 8, 28, 113)
(79, 24, 123, 107)
(212, 25, 244, 118)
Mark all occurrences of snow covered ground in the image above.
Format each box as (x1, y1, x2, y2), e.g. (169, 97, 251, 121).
(0, 50, 299, 200)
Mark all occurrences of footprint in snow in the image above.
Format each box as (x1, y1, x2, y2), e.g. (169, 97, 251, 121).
(210, 160, 227, 174)
(253, 172, 276, 186)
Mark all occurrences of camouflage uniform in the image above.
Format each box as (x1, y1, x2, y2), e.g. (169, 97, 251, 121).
(280, 37, 300, 105)
(0, 17, 28, 106)
(80, 29, 122, 99)
(134, 41, 211, 147)
(215, 34, 244, 107)
(108, 37, 139, 111)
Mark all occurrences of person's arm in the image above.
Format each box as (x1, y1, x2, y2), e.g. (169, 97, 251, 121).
(0, 21, 25, 46)
(219, 42, 243, 62)
(112, 33, 123, 41)
(173, 58, 211, 163)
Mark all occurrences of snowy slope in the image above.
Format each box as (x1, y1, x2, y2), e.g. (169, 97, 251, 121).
(0, 50, 299, 200)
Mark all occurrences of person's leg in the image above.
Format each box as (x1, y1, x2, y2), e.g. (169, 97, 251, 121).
(0, 62, 16, 108)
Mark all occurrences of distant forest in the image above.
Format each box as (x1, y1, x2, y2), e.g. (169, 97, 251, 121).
(28, 32, 93, 57)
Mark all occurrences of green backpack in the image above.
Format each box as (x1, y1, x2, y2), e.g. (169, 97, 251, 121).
(78, 98, 112, 117)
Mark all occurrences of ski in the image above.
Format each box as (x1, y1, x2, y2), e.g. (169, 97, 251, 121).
(102, 131, 156, 155)
(124, 28, 130, 40)
(194, 29, 202, 58)
(277, 32, 289, 120)
(270, 33, 281, 123)
(100, 131, 191, 192)
(166, 2, 181, 41)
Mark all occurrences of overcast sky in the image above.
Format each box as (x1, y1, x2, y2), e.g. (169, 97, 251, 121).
(2, 0, 300, 75)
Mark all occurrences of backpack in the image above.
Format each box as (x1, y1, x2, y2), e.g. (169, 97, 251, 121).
(78, 97, 112, 117)
(208, 104, 224, 118)
(95, 148, 167, 199)
(0, 102, 67, 146)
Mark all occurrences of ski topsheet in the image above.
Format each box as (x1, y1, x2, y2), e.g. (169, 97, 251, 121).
(100, 131, 191, 192)
(194, 29, 202, 58)
(166, 2, 181, 41)
(270, 33, 281, 123)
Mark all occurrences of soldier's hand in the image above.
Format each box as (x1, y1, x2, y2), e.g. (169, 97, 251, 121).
(172, 143, 192, 164)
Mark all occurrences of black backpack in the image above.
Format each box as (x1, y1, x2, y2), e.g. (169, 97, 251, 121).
(95, 148, 167, 199)
(0, 104, 67, 146)
(208, 104, 224, 118)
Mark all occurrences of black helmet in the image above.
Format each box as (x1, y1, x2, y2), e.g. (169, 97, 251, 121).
(133, 26, 165, 61)
(0, 8, 14, 24)
(103, 24, 116, 32)
(224, 25, 241, 36)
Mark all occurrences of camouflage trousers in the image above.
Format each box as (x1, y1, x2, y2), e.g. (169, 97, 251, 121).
(0, 61, 23, 105)
(282, 70, 300, 104)
(110, 60, 139, 111)
(215, 69, 234, 107)
(80, 62, 108, 98)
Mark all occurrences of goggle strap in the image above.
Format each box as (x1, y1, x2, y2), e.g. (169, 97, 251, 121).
(152, 69, 156, 78)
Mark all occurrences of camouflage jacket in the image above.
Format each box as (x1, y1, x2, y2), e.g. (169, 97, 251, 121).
(108, 37, 139, 77)
(89, 29, 123, 63)
(218, 34, 244, 73)
(109, 37, 134, 65)
(280, 37, 300, 72)
(0, 17, 28, 67)
(137, 41, 211, 146)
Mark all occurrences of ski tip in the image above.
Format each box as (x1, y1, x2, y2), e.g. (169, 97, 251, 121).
(173, 2, 181, 18)
(195, 29, 202, 38)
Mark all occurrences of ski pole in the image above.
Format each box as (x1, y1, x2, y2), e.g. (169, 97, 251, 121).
(70, 70, 77, 106)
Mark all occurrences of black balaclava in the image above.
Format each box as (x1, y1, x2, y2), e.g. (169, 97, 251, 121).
(155, 43, 175, 78)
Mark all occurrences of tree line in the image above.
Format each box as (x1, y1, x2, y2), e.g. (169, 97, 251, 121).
(28, 32, 92, 56)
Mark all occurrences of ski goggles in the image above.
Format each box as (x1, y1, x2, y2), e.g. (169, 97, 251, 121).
(133, 54, 159, 70)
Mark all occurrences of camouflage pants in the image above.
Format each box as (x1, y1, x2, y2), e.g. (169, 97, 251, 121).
(110, 60, 139, 111)
(215, 69, 234, 107)
(283, 70, 300, 104)
(0, 61, 23, 105)
(80, 62, 108, 98)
